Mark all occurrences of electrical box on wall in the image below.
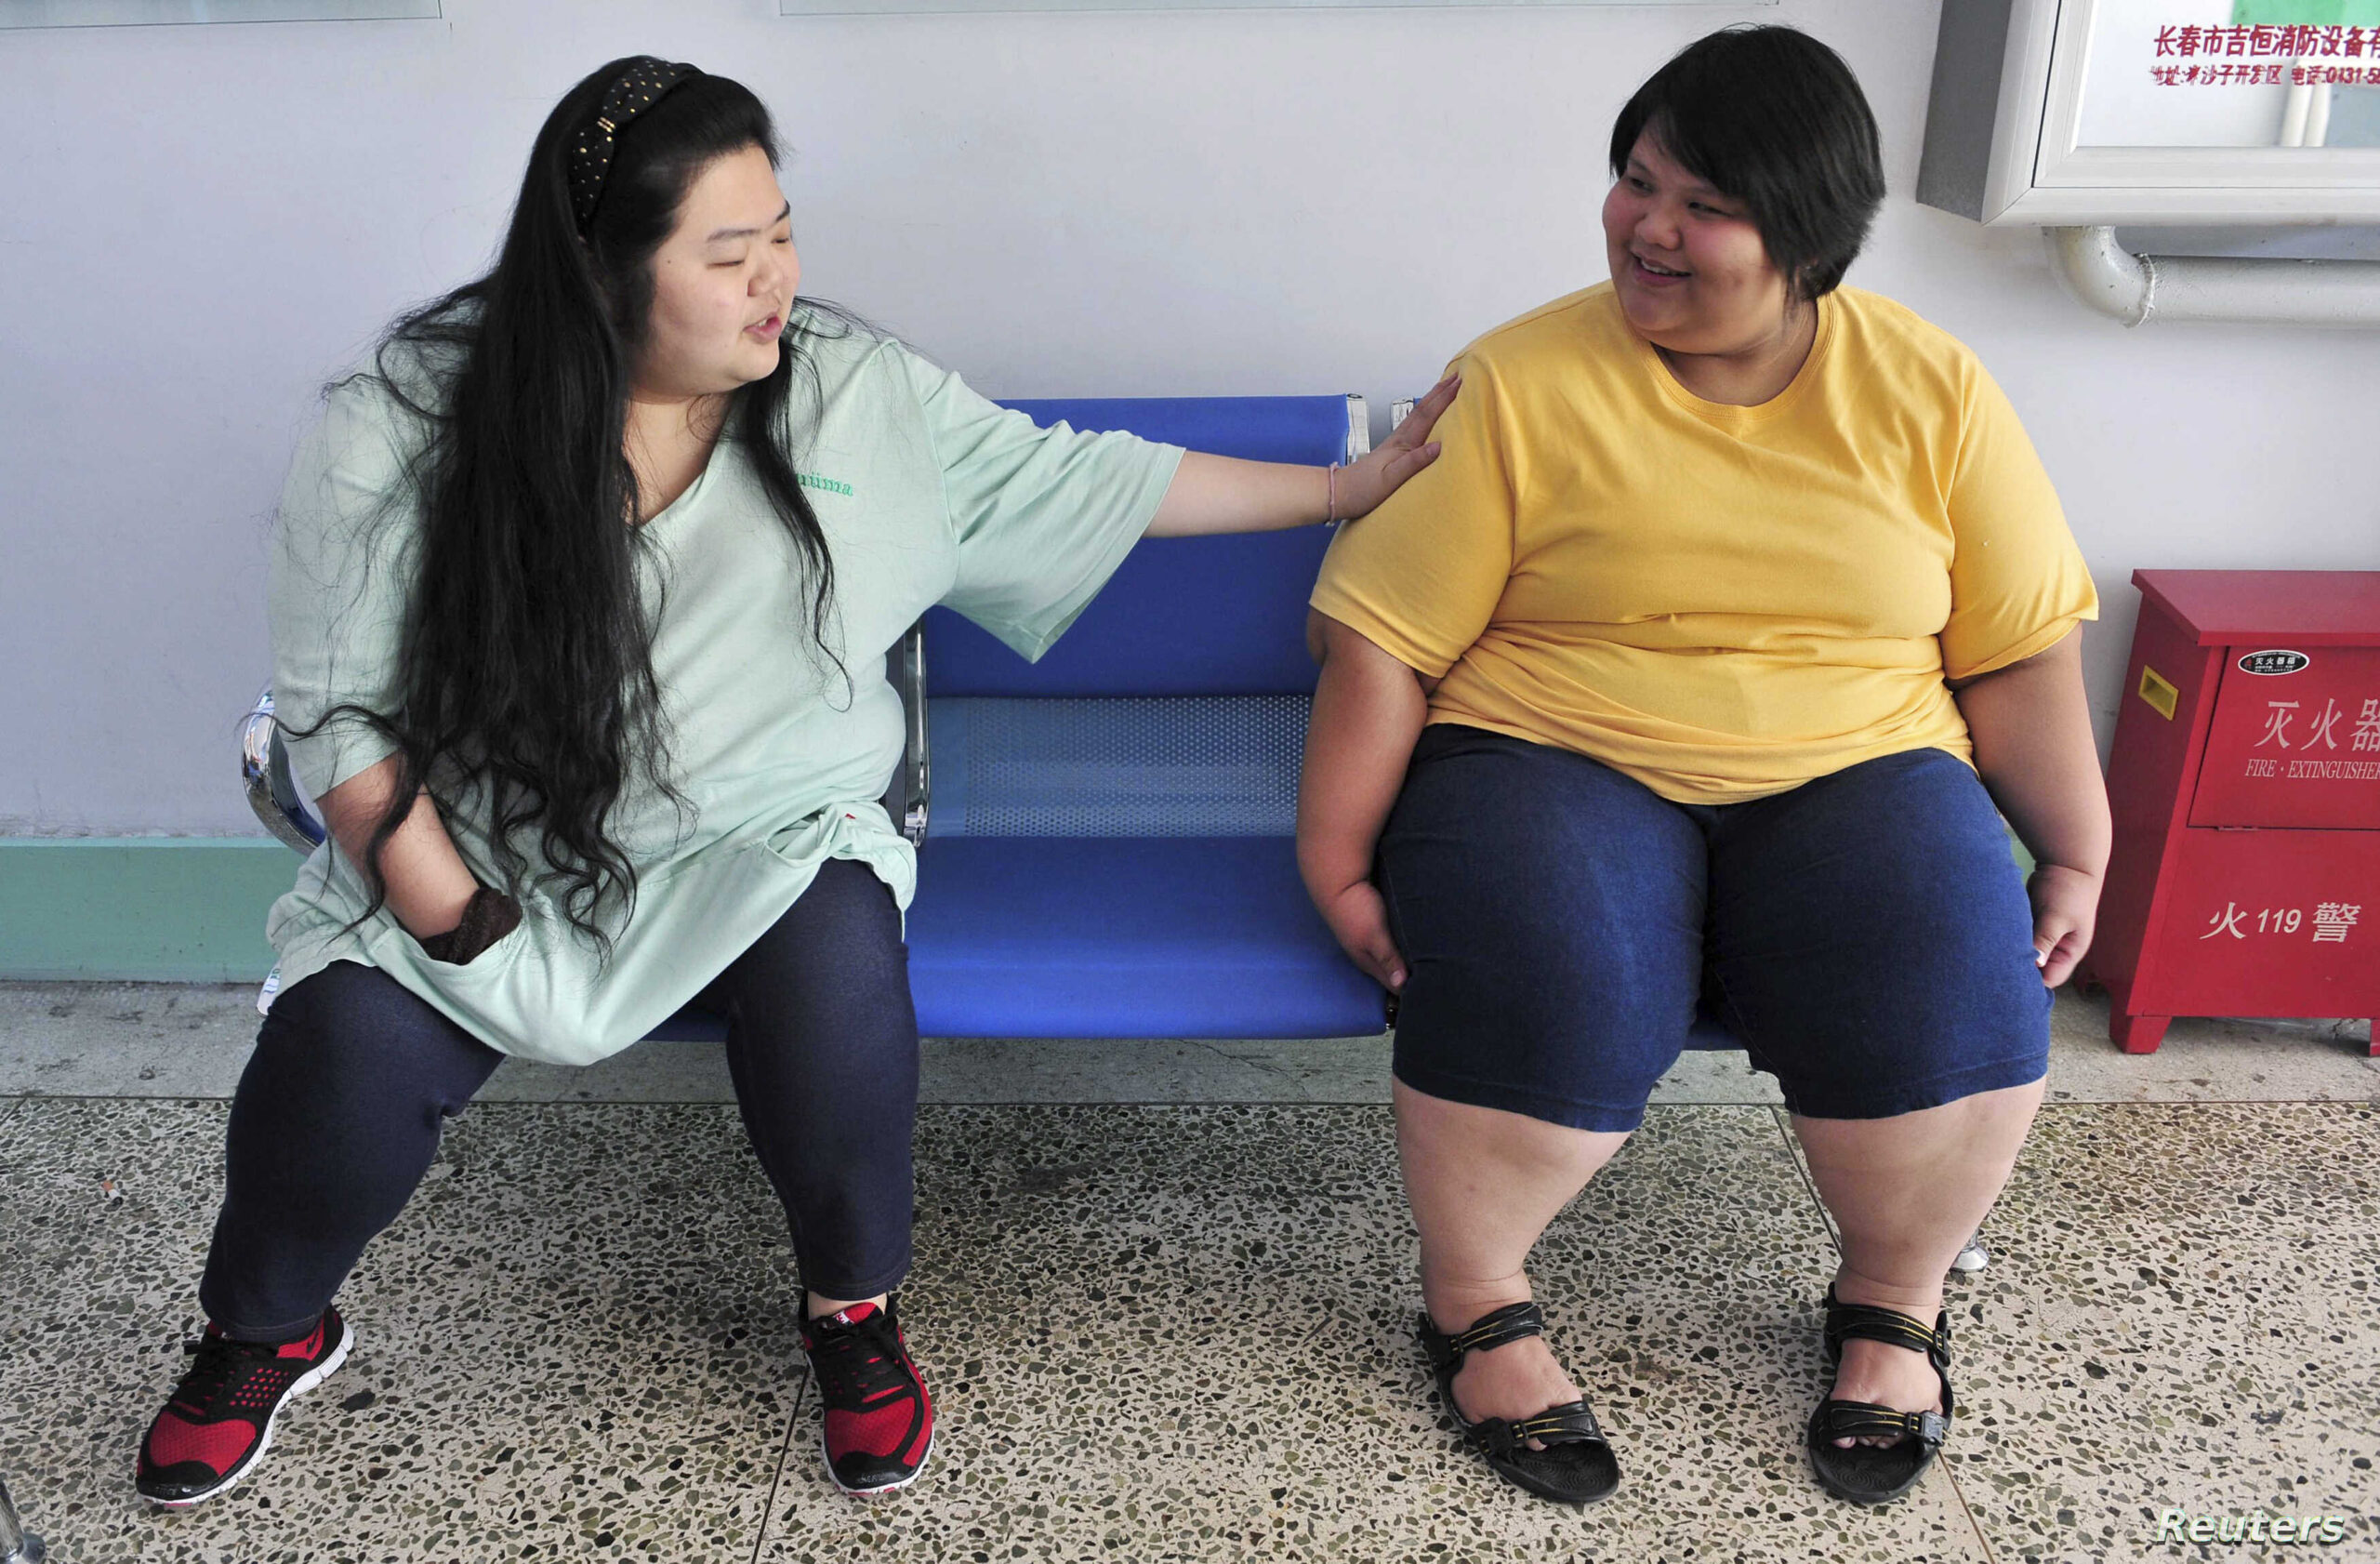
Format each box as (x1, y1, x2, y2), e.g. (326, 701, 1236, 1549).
(1920, 0, 2380, 224)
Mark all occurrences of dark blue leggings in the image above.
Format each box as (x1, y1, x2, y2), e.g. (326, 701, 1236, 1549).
(199, 857, 918, 1340)
(1381, 730, 2052, 1133)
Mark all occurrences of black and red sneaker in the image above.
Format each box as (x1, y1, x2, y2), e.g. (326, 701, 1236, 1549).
(135, 1306, 353, 1506)
(799, 1295, 933, 1495)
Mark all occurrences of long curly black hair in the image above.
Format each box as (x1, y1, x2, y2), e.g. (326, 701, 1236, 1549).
(313, 59, 844, 952)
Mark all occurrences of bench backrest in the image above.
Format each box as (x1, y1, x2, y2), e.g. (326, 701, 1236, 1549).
(923, 395, 1362, 697)
(921, 394, 1364, 840)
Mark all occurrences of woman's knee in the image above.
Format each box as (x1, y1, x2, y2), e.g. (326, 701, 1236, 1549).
(1708, 751, 2051, 1118)
(721, 862, 914, 1026)
(1395, 1078, 1633, 1184)
(244, 961, 500, 1124)
(1792, 1076, 2046, 1148)
(1381, 737, 1706, 1133)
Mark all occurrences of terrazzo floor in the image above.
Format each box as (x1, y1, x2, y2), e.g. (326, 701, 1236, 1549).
(1, 987, 2374, 1563)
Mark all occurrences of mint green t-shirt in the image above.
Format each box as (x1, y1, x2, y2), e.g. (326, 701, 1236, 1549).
(264, 312, 1184, 1065)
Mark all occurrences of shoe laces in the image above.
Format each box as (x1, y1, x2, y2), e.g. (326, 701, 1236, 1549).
(806, 1313, 911, 1405)
(169, 1331, 281, 1415)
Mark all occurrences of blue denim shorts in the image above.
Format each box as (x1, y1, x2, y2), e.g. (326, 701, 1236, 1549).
(1377, 725, 2052, 1132)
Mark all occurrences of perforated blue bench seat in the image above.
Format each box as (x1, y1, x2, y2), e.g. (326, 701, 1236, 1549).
(906, 835, 1387, 1039)
(881, 393, 1393, 1041)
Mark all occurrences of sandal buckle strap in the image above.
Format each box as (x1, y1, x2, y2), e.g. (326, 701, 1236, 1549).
(1473, 1399, 1607, 1456)
(1812, 1398, 1950, 1449)
(1513, 1404, 1604, 1442)
(1823, 1291, 1951, 1372)
(1446, 1301, 1546, 1359)
(1415, 1308, 1623, 1504)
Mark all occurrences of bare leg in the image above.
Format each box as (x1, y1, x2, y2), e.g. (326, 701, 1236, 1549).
(1397, 1080, 1632, 1433)
(807, 1290, 888, 1319)
(1792, 1079, 2044, 1446)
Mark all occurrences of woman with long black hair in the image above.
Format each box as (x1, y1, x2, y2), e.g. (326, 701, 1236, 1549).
(136, 56, 1453, 1505)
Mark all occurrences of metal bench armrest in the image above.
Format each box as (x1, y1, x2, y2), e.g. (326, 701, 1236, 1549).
(240, 688, 327, 854)
(1342, 393, 1370, 465)
(888, 619, 930, 844)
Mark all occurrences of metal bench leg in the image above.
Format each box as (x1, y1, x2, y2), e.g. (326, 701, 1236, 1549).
(0, 1475, 46, 1564)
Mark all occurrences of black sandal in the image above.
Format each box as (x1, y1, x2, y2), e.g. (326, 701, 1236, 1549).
(1805, 1286, 1954, 1505)
(1417, 1302, 1620, 1505)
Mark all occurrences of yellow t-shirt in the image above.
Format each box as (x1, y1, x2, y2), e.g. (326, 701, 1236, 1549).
(1311, 283, 2098, 804)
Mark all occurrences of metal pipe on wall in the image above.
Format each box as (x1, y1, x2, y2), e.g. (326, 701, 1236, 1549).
(2044, 225, 2380, 328)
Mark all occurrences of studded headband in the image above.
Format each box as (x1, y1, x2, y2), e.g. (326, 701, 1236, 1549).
(568, 58, 703, 232)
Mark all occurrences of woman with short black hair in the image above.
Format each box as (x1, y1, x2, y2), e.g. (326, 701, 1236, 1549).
(134, 55, 1451, 1507)
(1605, 22, 1885, 304)
(1301, 25, 2105, 1507)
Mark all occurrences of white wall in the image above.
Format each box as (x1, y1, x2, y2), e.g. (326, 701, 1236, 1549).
(0, 0, 2373, 836)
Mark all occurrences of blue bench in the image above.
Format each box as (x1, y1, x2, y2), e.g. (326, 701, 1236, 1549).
(906, 395, 1387, 1039)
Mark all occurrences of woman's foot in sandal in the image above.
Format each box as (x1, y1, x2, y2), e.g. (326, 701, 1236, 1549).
(1418, 1299, 1620, 1505)
(1436, 1318, 1583, 1438)
(1805, 1283, 1953, 1505)
(1422, 1279, 1588, 1450)
(1829, 1336, 1946, 1446)
(1824, 1276, 1950, 1450)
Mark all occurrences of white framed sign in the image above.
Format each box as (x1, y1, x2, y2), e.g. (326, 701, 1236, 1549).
(784, 0, 1771, 12)
(1920, 0, 2380, 224)
(0, 0, 437, 25)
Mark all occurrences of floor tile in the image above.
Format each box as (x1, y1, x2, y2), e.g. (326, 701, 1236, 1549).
(0, 1098, 800, 1563)
(1948, 1102, 2380, 1564)
(10, 1090, 2373, 1563)
(0, 983, 257, 1099)
(1644, 1046, 1788, 1107)
(754, 1104, 1987, 1563)
(916, 1035, 1395, 1106)
(6, 981, 2378, 1108)
(2046, 992, 2378, 1105)
(534, 1038, 736, 1104)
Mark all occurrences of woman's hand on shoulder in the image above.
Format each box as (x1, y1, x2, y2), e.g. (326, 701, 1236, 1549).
(1332, 373, 1460, 522)
(2027, 862, 2100, 988)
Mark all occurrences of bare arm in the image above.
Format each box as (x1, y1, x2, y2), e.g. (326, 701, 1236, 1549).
(1950, 627, 2110, 987)
(1145, 454, 1335, 538)
(1295, 610, 1441, 990)
(316, 754, 483, 941)
(1144, 375, 1459, 538)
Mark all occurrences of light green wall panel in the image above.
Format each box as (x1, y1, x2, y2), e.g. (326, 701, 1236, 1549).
(0, 839, 299, 982)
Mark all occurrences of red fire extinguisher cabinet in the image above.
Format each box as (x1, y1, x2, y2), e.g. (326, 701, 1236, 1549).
(2082, 570, 2380, 1054)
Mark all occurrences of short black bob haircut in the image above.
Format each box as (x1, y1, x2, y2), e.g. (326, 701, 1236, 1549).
(1608, 26, 1885, 302)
